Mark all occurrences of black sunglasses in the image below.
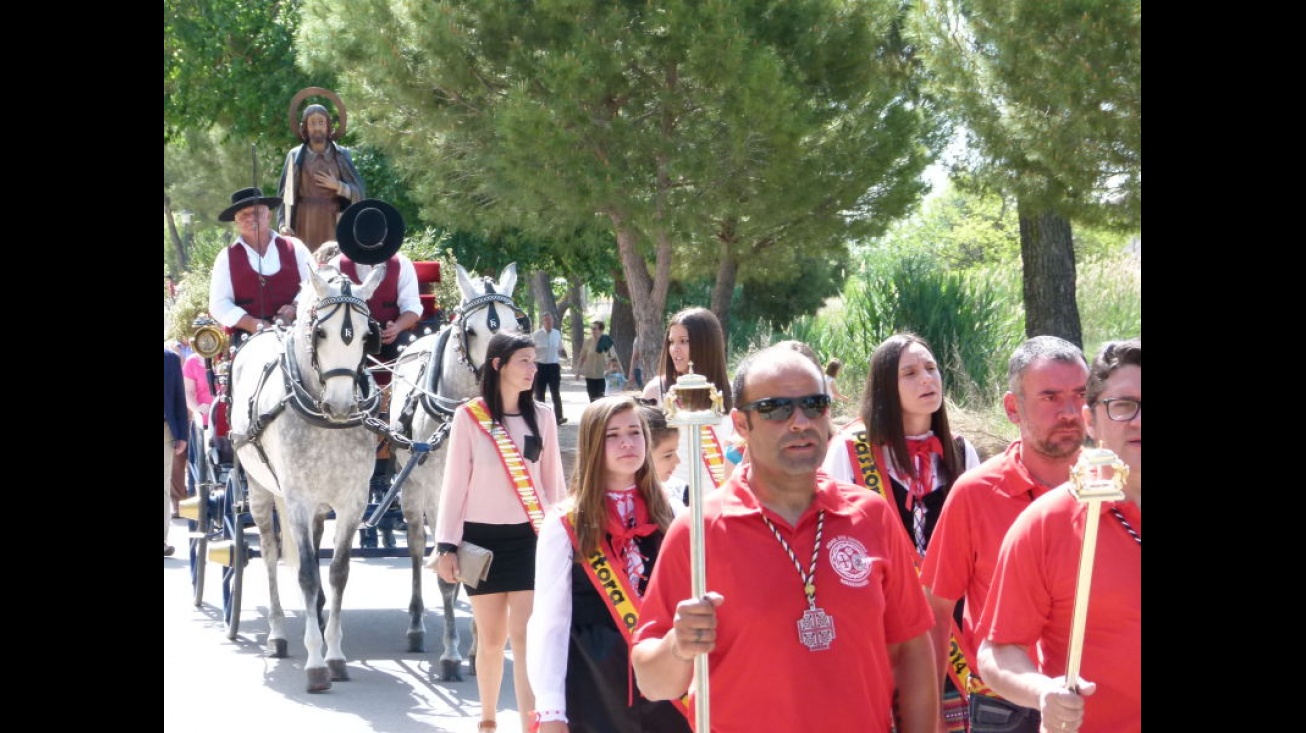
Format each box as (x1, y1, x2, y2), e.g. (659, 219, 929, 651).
(737, 393, 831, 421)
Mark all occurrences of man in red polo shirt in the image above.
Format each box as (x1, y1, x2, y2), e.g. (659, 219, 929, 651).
(975, 338, 1141, 733)
(920, 336, 1089, 727)
(208, 186, 313, 341)
(631, 345, 938, 733)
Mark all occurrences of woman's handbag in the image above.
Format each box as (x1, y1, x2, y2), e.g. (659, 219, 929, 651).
(968, 695, 1041, 733)
(454, 541, 494, 589)
(425, 541, 495, 590)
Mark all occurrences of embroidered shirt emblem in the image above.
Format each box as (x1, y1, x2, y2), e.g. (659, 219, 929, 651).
(828, 535, 871, 587)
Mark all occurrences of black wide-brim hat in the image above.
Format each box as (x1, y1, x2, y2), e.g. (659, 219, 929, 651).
(218, 186, 283, 222)
(337, 199, 405, 265)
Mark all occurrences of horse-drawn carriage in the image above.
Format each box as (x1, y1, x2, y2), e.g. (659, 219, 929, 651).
(179, 219, 528, 691)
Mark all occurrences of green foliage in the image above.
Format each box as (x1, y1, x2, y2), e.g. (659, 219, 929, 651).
(907, 0, 1141, 228)
(771, 247, 1138, 454)
(164, 0, 320, 145)
(800, 255, 1024, 407)
(165, 228, 228, 343)
(297, 0, 944, 341)
(860, 182, 1136, 273)
(400, 227, 463, 317)
(1077, 248, 1142, 358)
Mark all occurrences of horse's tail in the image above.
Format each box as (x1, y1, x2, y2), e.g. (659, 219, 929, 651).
(273, 493, 299, 568)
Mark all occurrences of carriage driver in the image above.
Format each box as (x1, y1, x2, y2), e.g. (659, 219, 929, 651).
(208, 186, 314, 343)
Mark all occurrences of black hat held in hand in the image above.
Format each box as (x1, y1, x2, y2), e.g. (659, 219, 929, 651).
(336, 199, 405, 265)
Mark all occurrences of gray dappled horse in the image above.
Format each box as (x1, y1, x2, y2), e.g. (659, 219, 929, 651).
(227, 265, 386, 693)
(388, 262, 526, 681)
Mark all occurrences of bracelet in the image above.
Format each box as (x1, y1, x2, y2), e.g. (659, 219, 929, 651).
(534, 709, 567, 724)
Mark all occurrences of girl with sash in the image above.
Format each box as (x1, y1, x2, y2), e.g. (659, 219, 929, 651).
(820, 332, 981, 733)
(639, 307, 735, 496)
(526, 396, 691, 733)
(433, 333, 566, 733)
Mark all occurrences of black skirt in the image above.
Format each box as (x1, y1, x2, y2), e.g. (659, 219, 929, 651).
(461, 521, 537, 596)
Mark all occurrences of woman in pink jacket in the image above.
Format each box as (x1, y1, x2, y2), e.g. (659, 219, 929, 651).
(431, 332, 567, 732)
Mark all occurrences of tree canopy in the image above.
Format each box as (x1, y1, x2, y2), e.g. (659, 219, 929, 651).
(908, 0, 1140, 345)
(297, 0, 944, 367)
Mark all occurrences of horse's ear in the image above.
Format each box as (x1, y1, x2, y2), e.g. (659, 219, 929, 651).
(455, 264, 476, 300)
(356, 262, 387, 301)
(498, 262, 518, 298)
(308, 267, 330, 298)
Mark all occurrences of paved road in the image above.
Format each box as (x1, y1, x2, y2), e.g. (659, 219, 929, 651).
(164, 373, 605, 733)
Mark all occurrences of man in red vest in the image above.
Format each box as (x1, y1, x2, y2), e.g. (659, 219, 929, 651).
(208, 187, 313, 342)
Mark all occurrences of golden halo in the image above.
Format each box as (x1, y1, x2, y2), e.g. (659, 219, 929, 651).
(287, 87, 348, 142)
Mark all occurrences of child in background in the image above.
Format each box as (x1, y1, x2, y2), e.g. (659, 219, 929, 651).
(604, 355, 628, 395)
(825, 357, 849, 402)
(639, 402, 688, 513)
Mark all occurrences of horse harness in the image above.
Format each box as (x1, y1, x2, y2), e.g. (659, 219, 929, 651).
(394, 281, 528, 455)
(228, 280, 398, 488)
(365, 283, 529, 520)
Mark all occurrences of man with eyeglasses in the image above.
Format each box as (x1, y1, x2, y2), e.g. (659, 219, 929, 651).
(631, 344, 939, 733)
(974, 338, 1140, 733)
(920, 335, 1089, 731)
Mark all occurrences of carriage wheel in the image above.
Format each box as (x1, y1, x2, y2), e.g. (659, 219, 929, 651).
(186, 421, 219, 607)
(220, 470, 247, 640)
(189, 480, 209, 608)
(223, 521, 246, 640)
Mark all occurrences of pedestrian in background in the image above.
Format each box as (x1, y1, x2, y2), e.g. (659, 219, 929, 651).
(576, 320, 614, 402)
(163, 348, 189, 557)
(533, 312, 568, 424)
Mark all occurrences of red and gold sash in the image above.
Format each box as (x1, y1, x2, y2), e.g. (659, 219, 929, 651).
(700, 425, 726, 488)
(845, 428, 994, 701)
(466, 398, 546, 533)
(563, 511, 691, 720)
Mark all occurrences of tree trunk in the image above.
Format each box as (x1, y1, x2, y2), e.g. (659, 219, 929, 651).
(610, 270, 636, 375)
(711, 254, 739, 353)
(529, 269, 559, 325)
(566, 277, 586, 367)
(609, 210, 673, 392)
(1017, 200, 1082, 349)
(163, 195, 188, 273)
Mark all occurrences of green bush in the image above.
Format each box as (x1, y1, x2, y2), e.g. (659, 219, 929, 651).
(780, 254, 1023, 414)
(1078, 249, 1142, 358)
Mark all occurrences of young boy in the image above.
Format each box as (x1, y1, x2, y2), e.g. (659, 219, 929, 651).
(605, 355, 628, 395)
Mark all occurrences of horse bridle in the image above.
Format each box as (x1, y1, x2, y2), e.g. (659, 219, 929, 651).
(449, 281, 529, 379)
(392, 279, 527, 449)
(306, 278, 380, 378)
(279, 277, 382, 427)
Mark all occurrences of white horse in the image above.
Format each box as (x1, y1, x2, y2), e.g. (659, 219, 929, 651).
(387, 262, 525, 681)
(227, 265, 387, 693)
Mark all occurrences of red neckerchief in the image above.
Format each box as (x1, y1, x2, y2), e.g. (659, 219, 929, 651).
(603, 487, 659, 592)
(904, 434, 943, 511)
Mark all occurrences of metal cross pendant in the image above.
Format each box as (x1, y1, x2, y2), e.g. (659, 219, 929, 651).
(797, 606, 836, 651)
